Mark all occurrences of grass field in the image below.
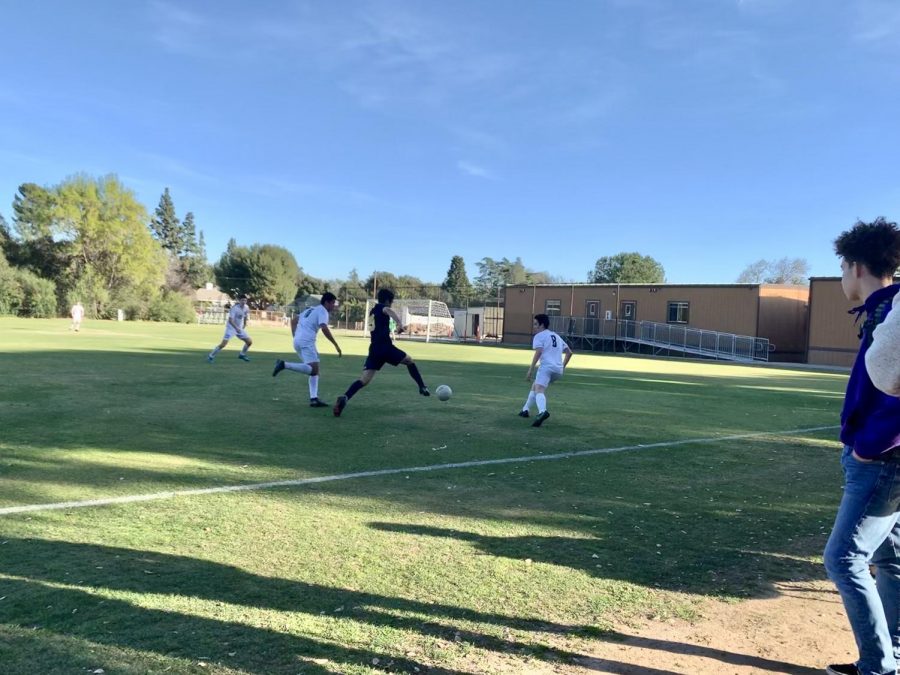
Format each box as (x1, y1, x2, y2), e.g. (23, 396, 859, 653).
(0, 317, 849, 674)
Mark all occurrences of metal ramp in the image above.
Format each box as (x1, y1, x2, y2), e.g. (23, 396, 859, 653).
(548, 317, 770, 363)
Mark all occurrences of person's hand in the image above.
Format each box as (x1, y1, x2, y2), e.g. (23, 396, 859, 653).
(525, 370, 533, 381)
(396, 325, 405, 334)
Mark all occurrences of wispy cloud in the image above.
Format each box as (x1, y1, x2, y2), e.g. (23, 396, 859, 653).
(149, 1, 218, 56)
(456, 161, 496, 181)
(137, 152, 217, 184)
(241, 176, 381, 204)
(852, 0, 900, 45)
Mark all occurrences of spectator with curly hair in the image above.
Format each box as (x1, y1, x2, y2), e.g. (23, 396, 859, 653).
(823, 217, 900, 675)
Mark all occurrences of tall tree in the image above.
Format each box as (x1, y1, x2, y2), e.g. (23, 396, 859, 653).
(337, 268, 368, 324)
(474, 256, 546, 299)
(736, 257, 810, 285)
(55, 174, 166, 316)
(179, 212, 211, 288)
(442, 255, 472, 306)
(213, 242, 303, 307)
(0, 214, 11, 259)
(735, 259, 770, 284)
(588, 252, 666, 284)
(9, 183, 70, 281)
(150, 188, 182, 254)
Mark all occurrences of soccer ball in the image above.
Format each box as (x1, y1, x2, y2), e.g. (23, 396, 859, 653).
(435, 384, 452, 401)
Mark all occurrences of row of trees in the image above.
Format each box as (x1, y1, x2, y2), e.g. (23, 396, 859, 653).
(0, 172, 810, 323)
(1, 176, 191, 320)
(0, 174, 572, 322)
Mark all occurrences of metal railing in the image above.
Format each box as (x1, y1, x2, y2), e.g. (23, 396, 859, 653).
(549, 316, 769, 362)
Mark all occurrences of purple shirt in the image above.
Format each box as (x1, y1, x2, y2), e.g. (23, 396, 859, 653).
(840, 283, 900, 458)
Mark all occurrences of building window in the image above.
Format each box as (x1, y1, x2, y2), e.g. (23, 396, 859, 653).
(667, 301, 689, 324)
(545, 299, 561, 316)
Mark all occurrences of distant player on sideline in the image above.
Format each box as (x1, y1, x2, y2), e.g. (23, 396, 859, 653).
(70, 301, 84, 332)
(208, 294, 252, 362)
(520, 313, 573, 427)
(333, 288, 430, 417)
(273, 292, 342, 408)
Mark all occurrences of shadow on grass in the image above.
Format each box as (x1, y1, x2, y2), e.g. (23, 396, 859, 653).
(0, 537, 825, 675)
(0, 537, 648, 674)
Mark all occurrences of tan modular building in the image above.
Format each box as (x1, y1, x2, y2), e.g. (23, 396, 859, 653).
(806, 277, 865, 367)
(503, 283, 809, 362)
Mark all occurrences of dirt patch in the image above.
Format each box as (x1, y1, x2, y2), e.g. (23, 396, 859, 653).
(575, 580, 855, 674)
(475, 580, 856, 674)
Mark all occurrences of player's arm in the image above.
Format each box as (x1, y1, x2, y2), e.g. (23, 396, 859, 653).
(290, 315, 299, 336)
(526, 347, 543, 380)
(227, 312, 242, 331)
(320, 324, 342, 356)
(563, 345, 574, 368)
(383, 307, 406, 333)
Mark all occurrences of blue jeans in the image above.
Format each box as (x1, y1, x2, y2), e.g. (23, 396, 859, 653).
(824, 446, 900, 675)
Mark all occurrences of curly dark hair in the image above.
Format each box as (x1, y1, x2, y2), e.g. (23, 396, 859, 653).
(834, 217, 900, 279)
(376, 288, 395, 305)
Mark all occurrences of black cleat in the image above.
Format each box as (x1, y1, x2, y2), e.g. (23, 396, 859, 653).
(333, 395, 347, 417)
(310, 398, 329, 408)
(419, 386, 431, 397)
(531, 411, 550, 427)
(272, 359, 285, 377)
(518, 410, 530, 418)
(238, 353, 251, 362)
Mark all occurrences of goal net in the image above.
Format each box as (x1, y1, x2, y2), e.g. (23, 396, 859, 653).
(363, 298, 458, 342)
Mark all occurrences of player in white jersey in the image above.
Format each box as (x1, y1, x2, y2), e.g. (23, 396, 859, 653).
(520, 313, 573, 427)
(272, 292, 342, 407)
(208, 294, 253, 362)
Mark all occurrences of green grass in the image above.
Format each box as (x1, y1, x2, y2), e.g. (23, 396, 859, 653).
(0, 317, 848, 674)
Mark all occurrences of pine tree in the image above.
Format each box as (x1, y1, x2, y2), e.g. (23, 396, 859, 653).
(150, 188, 181, 254)
(181, 212, 198, 257)
(442, 255, 472, 306)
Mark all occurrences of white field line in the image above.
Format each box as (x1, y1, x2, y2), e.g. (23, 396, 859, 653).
(0, 425, 839, 517)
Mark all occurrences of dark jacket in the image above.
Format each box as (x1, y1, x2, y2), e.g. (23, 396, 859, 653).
(840, 283, 900, 458)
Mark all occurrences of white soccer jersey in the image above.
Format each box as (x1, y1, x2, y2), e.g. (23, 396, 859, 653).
(295, 305, 329, 344)
(533, 329, 568, 370)
(228, 303, 248, 329)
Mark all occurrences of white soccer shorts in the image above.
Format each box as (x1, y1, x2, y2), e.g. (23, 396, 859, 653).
(223, 325, 249, 340)
(294, 341, 320, 364)
(534, 366, 563, 388)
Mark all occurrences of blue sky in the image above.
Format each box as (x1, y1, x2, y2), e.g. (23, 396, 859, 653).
(1, 0, 898, 285)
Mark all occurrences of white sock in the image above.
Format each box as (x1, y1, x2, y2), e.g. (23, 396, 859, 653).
(239, 345, 249, 355)
(286, 362, 312, 374)
(523, 391, 536, 412)
(210, 346, 222, 357)
(536, 393, 547, 413)
(309, 375, 319, 399)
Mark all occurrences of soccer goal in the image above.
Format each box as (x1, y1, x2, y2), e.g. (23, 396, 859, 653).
(363, 298, 458, 342)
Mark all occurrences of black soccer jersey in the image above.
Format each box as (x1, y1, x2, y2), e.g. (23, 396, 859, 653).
(370, 303, 392, 343)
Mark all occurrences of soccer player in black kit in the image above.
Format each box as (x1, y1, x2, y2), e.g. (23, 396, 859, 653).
(333, 288, 430, 417)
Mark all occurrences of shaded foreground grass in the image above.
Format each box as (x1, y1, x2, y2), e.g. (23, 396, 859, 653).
(0, 318, 848, 673)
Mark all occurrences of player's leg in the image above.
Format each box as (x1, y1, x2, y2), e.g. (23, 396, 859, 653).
(237, 334, 252, 361)
(307, 362, 328, 406)
(520, 388, 536, 417)
(334, 369, 376, 417)
(278, 343, 315, 377)
(531, 368, 552, 427)
(398, 352, 429, 396)
(209, 338, 229, 362)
